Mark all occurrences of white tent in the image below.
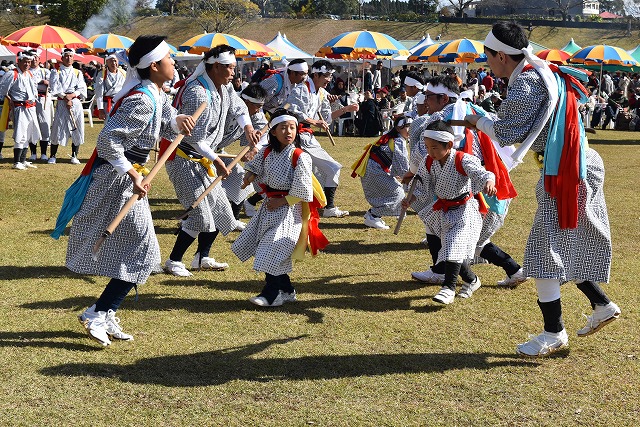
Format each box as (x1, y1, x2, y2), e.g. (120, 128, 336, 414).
(0, 45, 16, 62)
(266, 32, 314, 60)
(409, 34, 434, 54)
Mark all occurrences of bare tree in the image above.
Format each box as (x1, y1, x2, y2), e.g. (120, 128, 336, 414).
(444, 0, 480, 17)
(178, 0, 259, 33)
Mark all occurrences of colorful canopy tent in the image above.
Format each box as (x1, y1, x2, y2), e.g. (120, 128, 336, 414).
(266, 32, 313, 60)
(179, 32, 252, 56)
(242, 39, 282, 61)
(536, 49, 571, 65)
(408, 42, 443, 62)
(428, 38, 486, 63)
(569, 44, 639, 91)
(4, 25, 90, 49)
(316, 30, 410, 59)
(87, 33, 133, 53)
(561, 38, 582, 54)
(0, 44, 15, 62)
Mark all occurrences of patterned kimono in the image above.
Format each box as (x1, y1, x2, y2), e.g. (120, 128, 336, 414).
(360, 135, 409, 217)
(49, 65, 87, 146)
(66, 81, 177, 284)
(218, 109, 268, 204)
(0, 69, 40, 147)
(232, 143, 313, 276)
(287, 80, 342, 188)
(165, 75, 249, 235)
(30, 65, 52, 142)
(488, 66, 611, 282)
(414, 149, 494, 264)
(260, 71, 294, 114)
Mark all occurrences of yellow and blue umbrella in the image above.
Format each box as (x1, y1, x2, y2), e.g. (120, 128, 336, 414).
(536, 49, 571, 65)
(179, 32, 251, 56)
(87, 33, 133, 53)
(568, 44, 638, 66)
(428, 38, 486, 63)
(242, 39, 282, 61)
(316, 30, 409, 59)
(408, 42, 443, 62)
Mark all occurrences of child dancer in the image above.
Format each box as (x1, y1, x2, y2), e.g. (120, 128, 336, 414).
(66, 36, 195, 346)
(351, 115, 411, 229)
(232, 109, 321, 307)
(403, 121, 496, 304)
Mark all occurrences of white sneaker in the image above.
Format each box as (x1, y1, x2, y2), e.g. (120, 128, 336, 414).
(40, 154, 48, 161)
(249, 293, 284, 307)
(516, 329, 568, 357)
(411, 269, 445, 284)
(577, 302, 621, 337)
(234, 220, 246, 232)
(78, 305, 111, 347)
(12, 162, 26, 170)
(433, 287, 456, 304)
(105, 310, 134, 341)
(458, 276, 481, 298)
(47, 157, 56, 164)
(70, 156, 81, 164)
(281, 290, 297, 303)
(164, 259, 193, 277)
(191, 252, 228, 271)
(28, 153, 37, 161)
(323, 206, 349, 218)
(363, 211, 389, 229)
(244, 199, 257, 217)
(420, 236, 429, 245)
(22, 161, 37, 169)
(497, 268, 528, 287)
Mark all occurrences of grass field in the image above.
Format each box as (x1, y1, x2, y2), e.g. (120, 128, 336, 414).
(0, 118, 639, 426)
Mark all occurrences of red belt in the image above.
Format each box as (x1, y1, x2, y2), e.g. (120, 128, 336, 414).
(432, 193, 472, 212)
(259, 184, 288, 198)
(104, 96, 113, 112)
(13, 100, 36, 108)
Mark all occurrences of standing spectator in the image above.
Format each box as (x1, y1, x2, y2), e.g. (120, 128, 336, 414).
(363, 62, 373, 93)
(372, 60, 383, 91)
(250, 61, 271, 84)
(482, 71, 494, 92)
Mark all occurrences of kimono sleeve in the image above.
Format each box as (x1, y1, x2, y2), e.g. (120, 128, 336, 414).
(288, 151, 314, 202)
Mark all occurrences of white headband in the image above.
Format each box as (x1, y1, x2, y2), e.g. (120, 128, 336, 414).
(397, 117, 413, 127)
(270, 114, 298, 128)
(414, 92, 426, 104)
(425, 82, 458, 99)
(62, 49, 75, 56)
(311, 64, 334, 74)
(483, 31, 528, 56)
(241, 93, 264, 104)
(287, 62, 308, 72)
(136, 40, 170, 69)
(459, 89, 474, 100)
(205, 50, 236, 65)
(422, 129, 454, 142)
(404, 76, 424, 89)
(105, 54, 118, 61)
(113, 40, 170, 104)
(17, 51, 34, 60)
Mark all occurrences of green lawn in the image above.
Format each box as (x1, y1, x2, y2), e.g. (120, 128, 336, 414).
(0, 119, 638, 425)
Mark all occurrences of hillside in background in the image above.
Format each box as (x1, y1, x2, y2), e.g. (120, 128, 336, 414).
(1, 16, 638, 53)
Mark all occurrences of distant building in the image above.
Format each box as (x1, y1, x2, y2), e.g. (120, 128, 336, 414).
(476, 0, 601, 20)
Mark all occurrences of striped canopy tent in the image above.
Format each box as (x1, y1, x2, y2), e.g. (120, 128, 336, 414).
(627, 44, 640, 63)
(568, 44, 638, 92)
(3, 25, 90, 49)
(568, 44, 638, 66)
(561, 38, 582, 54)
(241, 39, 282, 61)
(86, 33, 134, 53)
(409, 34, 434, 54)
(427, 38, 486, 63)
(536, 48, 571, 65)
(407, 42, 443, 62)
(316, 30, 409, 59)
(178, 32, 251, 56)
(3, 45, 101, 65)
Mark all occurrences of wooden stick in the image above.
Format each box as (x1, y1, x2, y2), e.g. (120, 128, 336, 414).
(175, 145, 251, 220)
(316, 110, 336, 146)
(393, 175, 421, 235)
(92, 102, 207, 259)
(445, 119, 472, 127)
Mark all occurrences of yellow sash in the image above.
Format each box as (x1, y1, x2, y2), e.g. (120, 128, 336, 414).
(176, 148, 215, 177)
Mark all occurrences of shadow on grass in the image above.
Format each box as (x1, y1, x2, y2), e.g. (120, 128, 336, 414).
(21, 286, 445, 324)
(323, 240, 425, 254)
(40, 336, 540, 386)
(0, 330, 100, 352)
(589, 137, 640, 145)
(0, 265, 97, 283)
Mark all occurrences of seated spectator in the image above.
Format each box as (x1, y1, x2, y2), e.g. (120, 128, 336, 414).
(356, 90, 383, 137)
(603, 87, 628, 129)
(480, 91, 501, 113)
